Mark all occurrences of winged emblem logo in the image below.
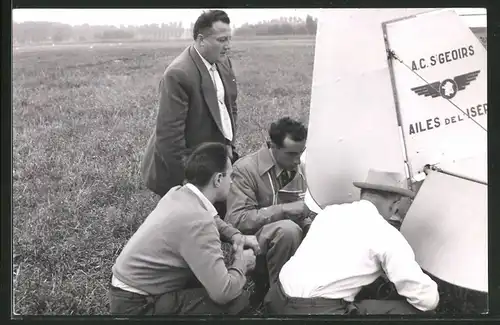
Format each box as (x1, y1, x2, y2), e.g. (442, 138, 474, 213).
(410, 70, 480, 100)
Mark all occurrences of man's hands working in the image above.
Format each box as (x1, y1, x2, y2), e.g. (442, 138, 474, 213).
(231, 233, 259, 273)
(281, 199, 311, 224)
(231, 233, 261, 255)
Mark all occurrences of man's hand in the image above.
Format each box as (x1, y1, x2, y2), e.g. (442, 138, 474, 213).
(282, 200, 306, 215)
(243, 235, 261, 255)
(232, 242, 256, 273)
(231, 233, 245, 253)
(231, 233, 261, 255)
(282, 200, 309, 223)
(243, 249, 256, 272)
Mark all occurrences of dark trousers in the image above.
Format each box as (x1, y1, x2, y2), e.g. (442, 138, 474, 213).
(108, 285, 251, 315)
(264, 281, 423, 315)
(254, 220, 303, 286)
(244, 220, 303, 308)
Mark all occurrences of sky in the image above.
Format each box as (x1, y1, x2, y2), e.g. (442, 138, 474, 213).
(12, 8, 487, 28)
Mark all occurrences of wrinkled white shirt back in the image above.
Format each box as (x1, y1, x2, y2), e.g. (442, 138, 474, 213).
(279, 200, 439, 312)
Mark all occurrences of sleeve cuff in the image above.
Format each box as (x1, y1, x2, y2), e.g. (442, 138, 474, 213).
(226, 228, 241, 240)
(229, 257, 247, 276)
(228, 266, 246, 278)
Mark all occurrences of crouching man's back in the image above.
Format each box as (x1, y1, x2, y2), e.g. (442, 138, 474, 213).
(264, 169, 440, 315)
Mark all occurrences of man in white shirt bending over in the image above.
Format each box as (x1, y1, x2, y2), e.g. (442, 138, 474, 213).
(264, 169, 440, 315)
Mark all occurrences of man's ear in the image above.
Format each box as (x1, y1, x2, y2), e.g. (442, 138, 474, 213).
(389, 196, 401, 214)
(213, 173, 223, 188)
(196, 34, 205, 45)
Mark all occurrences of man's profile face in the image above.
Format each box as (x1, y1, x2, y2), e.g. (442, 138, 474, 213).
(218, 158, 233, 200)
(200, 21, 231, 63)
(273, 136, 306, 171)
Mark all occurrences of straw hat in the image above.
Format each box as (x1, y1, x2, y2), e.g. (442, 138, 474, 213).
(353, 169, 415, 198)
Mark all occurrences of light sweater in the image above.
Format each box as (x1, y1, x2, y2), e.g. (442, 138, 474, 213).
(112, 184, 246, 305)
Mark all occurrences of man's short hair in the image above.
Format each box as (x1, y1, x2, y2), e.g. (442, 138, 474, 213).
(360, 188, 401, 200)
(193, 10, 230, 40)
(184, 142, 229, 187)
(269, 117, 308, 148)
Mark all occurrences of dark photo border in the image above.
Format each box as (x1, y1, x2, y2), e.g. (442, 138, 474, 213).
(3, 0, 499, 323)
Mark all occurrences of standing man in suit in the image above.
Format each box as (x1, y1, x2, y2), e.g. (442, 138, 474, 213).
(110, 143, 258, 315)
(141, 10, 239, 217)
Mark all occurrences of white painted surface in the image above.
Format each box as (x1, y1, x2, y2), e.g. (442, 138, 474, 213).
(385, 9, 487, 183)
(306, 9, 488, 293)
(401, 171, 488, 292)
(306, 9, 434, 206)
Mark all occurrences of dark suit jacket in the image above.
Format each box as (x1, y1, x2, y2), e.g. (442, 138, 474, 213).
(141, 45, 238, 196)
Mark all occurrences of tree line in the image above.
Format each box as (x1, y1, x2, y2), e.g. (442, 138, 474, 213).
(12, 21, 188, 44)
(233, 15, 317, 36)
(12, 15, 318, 45)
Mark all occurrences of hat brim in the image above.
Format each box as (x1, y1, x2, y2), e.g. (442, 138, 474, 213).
(353, 182, 416, 199)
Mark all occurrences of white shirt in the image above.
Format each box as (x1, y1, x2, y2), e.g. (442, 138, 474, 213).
(184, 183, 218, 217)
(279, 200, 440, 312)
(194, 46, 233, 141)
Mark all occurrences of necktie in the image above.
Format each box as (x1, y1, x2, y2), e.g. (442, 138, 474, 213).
(278, 170, 296, 189)
(210, 65, 233, 141)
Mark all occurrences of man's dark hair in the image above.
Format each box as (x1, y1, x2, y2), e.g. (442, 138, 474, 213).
(269, 117, 308, 148)
(193, 10, 230, 40)
(184, 142, 229, 187)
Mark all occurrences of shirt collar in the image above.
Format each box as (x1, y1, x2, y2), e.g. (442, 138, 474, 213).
(321, 199, 383, 221)
(256, 142, 277, 176)
(358, 200, 385, 220)
(185, 183, 218, 217)
(256, 142, 302, 178)
(269, 147, 285, 177)
(194, 46, 216, 72)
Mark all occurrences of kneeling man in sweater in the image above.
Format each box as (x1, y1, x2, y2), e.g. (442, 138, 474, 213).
(109, 142, 258, 315)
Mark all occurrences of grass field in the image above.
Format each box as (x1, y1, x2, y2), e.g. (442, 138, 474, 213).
(12, 38, 315, 315)
(12, 37, 486, 316)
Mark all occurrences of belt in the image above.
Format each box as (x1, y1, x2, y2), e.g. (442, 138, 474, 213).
(110, 276, 158, 315)
(277, 282, 359, 315)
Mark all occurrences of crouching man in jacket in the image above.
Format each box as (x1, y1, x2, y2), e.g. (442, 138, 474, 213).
(225, 117, 314, 307)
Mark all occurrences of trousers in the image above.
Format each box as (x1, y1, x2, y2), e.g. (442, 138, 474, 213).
(108, 284, 251, 315)
(253, 219, 303, 286)
(264, 280, 423, 315)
